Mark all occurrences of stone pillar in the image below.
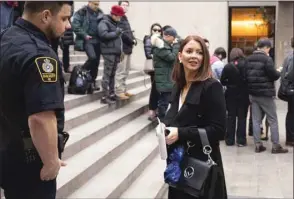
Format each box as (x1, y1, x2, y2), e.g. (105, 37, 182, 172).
(275, 1, 294, 68)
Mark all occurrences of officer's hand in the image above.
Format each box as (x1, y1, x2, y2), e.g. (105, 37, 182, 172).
(40, 159, 67, 181)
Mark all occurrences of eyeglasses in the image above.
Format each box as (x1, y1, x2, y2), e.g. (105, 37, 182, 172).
(152, 29, 161, 32)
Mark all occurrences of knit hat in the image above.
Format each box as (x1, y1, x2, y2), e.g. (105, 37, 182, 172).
(111, 5, 124, 16)
(163, 27, 177, 37)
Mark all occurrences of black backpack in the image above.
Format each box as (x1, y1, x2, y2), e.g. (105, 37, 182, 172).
(68, 65, 92, 94)
(278, 54, 294, 101)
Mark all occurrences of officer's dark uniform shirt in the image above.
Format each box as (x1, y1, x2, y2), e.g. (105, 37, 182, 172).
(0, 18, 65, 147)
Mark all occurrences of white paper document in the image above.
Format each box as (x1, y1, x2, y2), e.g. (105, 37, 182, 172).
(155, 118, 168, 160)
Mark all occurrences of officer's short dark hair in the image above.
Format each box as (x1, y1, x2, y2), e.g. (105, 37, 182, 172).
(291, 37, 294, 48)
(256, 37, 272, 48)
(118, 1, 129, 5)
(214, 47, 227, 59)
(24, 1, 73, 15)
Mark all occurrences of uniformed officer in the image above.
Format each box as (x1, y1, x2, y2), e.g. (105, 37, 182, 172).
(0, 1, 73, 199)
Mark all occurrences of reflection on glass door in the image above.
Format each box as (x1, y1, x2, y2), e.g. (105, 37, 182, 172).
(229, 7, 275, 56)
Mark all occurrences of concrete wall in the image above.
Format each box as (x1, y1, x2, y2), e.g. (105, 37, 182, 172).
(275, 1, 294, 68)
(74, 1, 229, 69)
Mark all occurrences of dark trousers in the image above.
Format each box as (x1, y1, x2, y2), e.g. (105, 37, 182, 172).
(51, 40, 70, 72)
(1, 145, 56, 199)
(225, 92, 249, 145)
(83, 40, 101, 82)
(158, 92, 171, 120)
(286, 96, 294, 142)
(101, 54, 120, 97)
(149, 72, 159, 110)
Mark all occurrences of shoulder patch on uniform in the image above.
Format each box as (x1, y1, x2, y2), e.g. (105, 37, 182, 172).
(35, 57, 58, 83)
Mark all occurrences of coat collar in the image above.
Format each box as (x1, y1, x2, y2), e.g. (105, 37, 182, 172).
(170, 81, 205, 105)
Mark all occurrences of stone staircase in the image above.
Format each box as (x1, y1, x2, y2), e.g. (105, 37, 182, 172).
(0, 47, 168, 199)
(56, 47, 168, 198)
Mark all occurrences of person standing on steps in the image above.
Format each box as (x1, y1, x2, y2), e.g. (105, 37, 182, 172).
(98, 5, 125, 104)
(0, 2, 72, 198)
(72, 1, 104, 91)
(115, 0, 137, 100)
(152, 27, 180, 120)
(52, 4, 75, 73)
(143, 23, 162, 121)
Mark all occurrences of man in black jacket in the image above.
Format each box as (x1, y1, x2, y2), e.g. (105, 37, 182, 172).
(98, 5, 124, 104)
(283, 37, 294, 146)
(115, 1, 137, 100)
(246, 38, 288, 153)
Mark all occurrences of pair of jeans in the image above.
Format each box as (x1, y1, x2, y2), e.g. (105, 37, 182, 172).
(115, 54, 131, 94)
(158, 92, 171, 120)
(83, 40, 101, 82)
(51, 39, 70, 72)
(101, 54, 120, 97)
(148, 72, 159, 110)
(250, 95, 279, 145)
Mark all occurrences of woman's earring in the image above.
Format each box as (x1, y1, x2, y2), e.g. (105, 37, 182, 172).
(179, 60, 182, 63)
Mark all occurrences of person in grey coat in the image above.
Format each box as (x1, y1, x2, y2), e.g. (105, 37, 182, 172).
(98, 5, 124, 104)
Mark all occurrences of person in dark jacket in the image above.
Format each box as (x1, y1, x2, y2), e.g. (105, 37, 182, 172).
(115, 1, 137, 100)
(143, 23, 162, 121)
(152, 27, 180, 120)
(0, 1, 18, 32)
(51, 4, 75, 73)
(283, 37, 294, 146)
(246, 38, 288, 153)
(220, 48, 249, 147)
(72, 1, 104, 90)
(98, 5, 124, 104)
(162, 35, 227, 199)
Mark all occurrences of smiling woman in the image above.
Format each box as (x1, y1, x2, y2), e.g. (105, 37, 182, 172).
(162, 35, 227, 199)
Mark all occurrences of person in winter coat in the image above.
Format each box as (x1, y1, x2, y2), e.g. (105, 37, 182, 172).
(115, 1, 137, 100)
(220, 48, 249, 147)
(72, 1, 104, 90)
(51, 4, 75, 73)
(162, 35, 227, 199)
(0, 1, 18, 32)
(246, 38, 288, 153)
(282, 37, 294, 146)
(98, 5, 124, 104)
(143, 23, 162, 121)
(152, 27, 180, 120)
(210, 47, 227, 80)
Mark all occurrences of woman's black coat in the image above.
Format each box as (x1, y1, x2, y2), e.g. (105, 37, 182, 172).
(163, 78, 228, 199)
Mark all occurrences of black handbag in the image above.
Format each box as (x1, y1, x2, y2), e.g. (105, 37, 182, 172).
(174, 128, 220, 198)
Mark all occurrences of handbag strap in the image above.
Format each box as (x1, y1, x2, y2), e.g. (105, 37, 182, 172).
(198, 128, 216, 165)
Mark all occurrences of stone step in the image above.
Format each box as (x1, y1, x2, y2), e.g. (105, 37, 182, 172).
(64, 72, 150, 110)
(64, 84, 150, 131)
(63, 95, 150, 160)
(65, 131, 158, 199)
(120, 154, 166, 199)
(59, 54, 88, 62)
(57, 107, 155, 198)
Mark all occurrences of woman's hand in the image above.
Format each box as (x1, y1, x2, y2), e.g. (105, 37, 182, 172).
(165, 127, 179, 145)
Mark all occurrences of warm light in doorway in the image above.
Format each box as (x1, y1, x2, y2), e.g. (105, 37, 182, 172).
(232, 20, 264, 26)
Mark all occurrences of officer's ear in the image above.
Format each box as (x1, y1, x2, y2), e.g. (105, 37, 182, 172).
(41, 10, 53, 24)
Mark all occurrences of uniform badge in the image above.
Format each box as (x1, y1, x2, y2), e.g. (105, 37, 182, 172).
(35, 57, 58, 82)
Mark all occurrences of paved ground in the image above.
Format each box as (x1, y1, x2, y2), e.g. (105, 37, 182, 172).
(221, 99, 293, 199)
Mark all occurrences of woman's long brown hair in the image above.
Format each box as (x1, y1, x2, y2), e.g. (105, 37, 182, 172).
(171, 35, 212, 89)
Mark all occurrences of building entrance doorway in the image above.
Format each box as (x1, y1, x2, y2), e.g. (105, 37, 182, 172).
(228, 7, 276, 61)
